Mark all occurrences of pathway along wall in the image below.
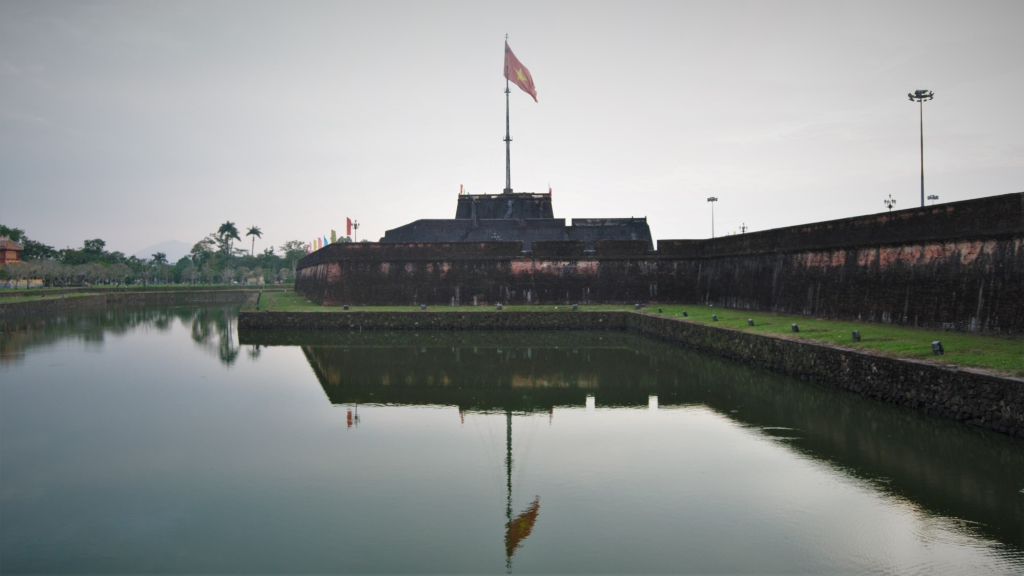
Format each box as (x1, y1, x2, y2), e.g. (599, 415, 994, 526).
(0, 289, 262, 322)
(296, 193, 1024, 333)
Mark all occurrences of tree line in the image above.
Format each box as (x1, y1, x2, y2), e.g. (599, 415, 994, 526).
(1, 222, 310, 288)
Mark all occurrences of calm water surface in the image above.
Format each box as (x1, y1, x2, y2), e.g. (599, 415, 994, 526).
(2, 305, 1023, 574)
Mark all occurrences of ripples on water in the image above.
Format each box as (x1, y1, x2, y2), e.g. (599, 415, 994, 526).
(1, 305, 1022, 574)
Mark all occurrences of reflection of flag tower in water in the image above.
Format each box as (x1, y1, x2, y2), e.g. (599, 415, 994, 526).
(458, 401, 541, 571)
(499, 408, 540, 573)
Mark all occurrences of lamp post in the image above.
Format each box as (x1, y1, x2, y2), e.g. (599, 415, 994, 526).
(908, 89, 934, 207)
(739, 223, 748, 234)
(707, 197, 718, 238)
(927, 194, 939, 205)
(884, 194, 897, 212)
(352, 220, 360, 242)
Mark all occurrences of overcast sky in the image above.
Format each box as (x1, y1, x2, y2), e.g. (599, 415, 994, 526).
(2, 0, 1021, 256)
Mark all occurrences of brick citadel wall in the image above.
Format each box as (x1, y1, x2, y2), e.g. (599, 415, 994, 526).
(296, 193, 1024, 333)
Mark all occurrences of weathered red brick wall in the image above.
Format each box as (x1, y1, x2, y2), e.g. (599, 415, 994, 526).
(656, 237, 1022, 332)
(296, 240, 658, 307)
(296, 193, 1024, 332)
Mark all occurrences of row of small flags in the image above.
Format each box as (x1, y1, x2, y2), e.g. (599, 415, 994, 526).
(308, 235, 332, 253)
(308, 218, 356, 253)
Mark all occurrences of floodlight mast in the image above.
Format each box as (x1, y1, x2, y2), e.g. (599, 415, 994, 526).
(707, 197, 718, 238)
(908, 89, 934, 207)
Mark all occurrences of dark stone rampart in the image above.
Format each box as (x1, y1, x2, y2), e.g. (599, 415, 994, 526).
(298, 193, 1024, 332)
(381, 217, 653, 251)
(382, 192, 653, 250)
(238, 309, 1024, 438)
(454, 193, 554, 219)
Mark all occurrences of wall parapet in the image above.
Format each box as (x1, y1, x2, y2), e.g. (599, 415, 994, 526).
(657, 192, 1023, 258)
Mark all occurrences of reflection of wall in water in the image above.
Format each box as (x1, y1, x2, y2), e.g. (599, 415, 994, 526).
(302, 343, 656, 412)
(295, 332, 1024, 550)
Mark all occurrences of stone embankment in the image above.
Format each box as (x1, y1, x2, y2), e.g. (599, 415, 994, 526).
(0, 289, 262, 321)
(238, 309, 1024, 438)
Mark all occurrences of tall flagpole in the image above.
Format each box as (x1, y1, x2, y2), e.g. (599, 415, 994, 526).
(504, 34, 512, 194)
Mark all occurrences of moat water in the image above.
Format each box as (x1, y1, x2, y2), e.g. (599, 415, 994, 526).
(2, 305, 1023, 574)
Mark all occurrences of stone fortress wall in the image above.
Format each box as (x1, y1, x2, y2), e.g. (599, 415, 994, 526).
(297, 192, 1024, 333)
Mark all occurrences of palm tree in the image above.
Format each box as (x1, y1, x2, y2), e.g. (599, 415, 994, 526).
(151, 252, 168, 266)
(217, 221, 241, 254)
(246, 225, 262, 256)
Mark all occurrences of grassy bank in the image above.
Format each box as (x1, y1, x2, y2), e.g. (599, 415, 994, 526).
(0, 293, 97, 304)
(0, 284, 290, 299)
(248, 292, 1022, 377)
(648, 304, 1022, 377)
(246, 291, 642, 313)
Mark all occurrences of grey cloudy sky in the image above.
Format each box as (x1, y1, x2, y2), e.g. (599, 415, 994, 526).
(2, 0, 1021, 256)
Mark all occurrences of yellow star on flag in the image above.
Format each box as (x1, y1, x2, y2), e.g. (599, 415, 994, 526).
(516, 68, 527, 82)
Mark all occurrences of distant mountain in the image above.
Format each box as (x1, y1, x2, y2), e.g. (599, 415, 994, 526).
(134, 240, 191, 263)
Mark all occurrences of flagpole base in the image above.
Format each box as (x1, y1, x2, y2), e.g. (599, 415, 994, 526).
(503, 188, 513, 194)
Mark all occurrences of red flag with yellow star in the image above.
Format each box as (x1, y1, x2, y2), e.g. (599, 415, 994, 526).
(504, 42, 537, 102)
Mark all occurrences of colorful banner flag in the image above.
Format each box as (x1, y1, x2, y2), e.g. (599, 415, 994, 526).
(346, 217, 352, 236)
(505, 42, 537, 102)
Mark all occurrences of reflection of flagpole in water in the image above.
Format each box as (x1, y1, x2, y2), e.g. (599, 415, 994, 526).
(503, 407, 540, 573)
(506, 408, 513, 573)
(346, 405, 361, 429)
(506, 408, 513, 524)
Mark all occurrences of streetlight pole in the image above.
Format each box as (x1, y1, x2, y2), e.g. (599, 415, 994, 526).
(707, 197, 718, 238)
(352, 220, 360, 242)
(884, 194, 897, 212)
(927, 194, 939, 206)
(908, 89, 934, 207)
